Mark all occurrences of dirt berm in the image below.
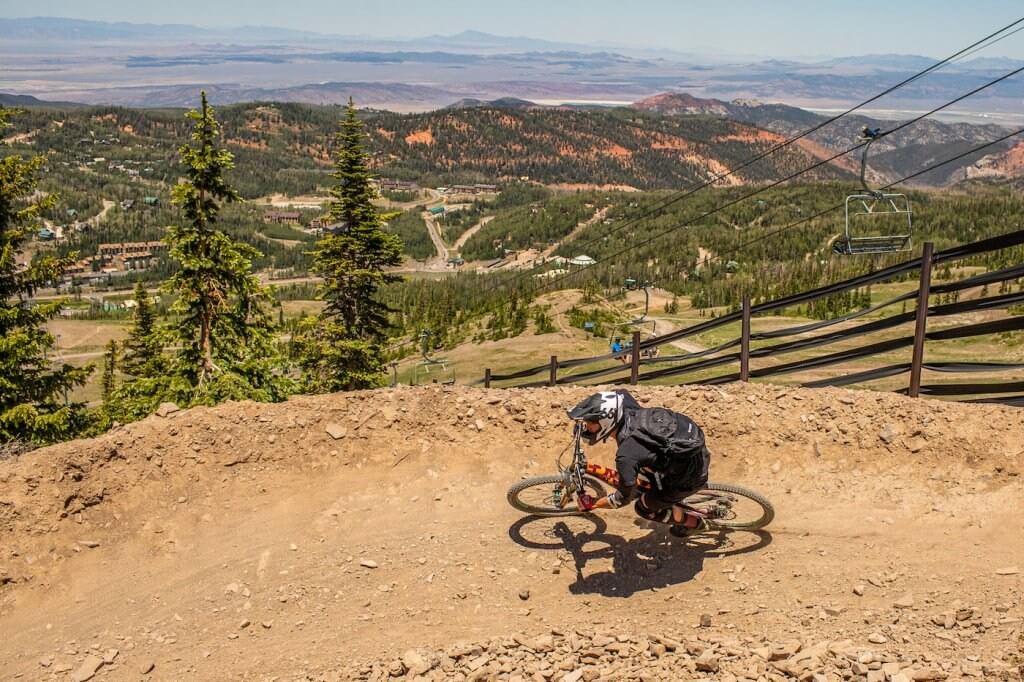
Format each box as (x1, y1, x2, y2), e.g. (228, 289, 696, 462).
(1, 384, 1021, 681)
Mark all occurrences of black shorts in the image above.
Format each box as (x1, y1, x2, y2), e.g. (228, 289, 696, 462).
(638, 480, 706, 513)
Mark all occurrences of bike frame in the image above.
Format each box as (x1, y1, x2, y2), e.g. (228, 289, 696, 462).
(563, 422, 652, 501)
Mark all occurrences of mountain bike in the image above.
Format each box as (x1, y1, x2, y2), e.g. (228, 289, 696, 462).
(507, 422, 774, 531)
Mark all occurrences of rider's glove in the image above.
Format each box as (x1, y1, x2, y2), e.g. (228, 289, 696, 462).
(577, 494, 596, 511)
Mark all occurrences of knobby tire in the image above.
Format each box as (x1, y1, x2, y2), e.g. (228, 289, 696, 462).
(506, 474, 607, 516)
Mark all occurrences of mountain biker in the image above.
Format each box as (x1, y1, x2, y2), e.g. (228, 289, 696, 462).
(567, 389, 711, 537)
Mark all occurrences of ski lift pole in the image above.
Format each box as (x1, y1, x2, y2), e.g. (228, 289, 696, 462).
(858, 127, 885, 198)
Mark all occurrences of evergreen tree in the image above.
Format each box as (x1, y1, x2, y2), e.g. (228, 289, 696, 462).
(295, 99, 404, 392)
(121, 282, 162, 378)
(163, 92, 293, 404)
(0, 107, 93, 445)
(101, 339, 118, 405)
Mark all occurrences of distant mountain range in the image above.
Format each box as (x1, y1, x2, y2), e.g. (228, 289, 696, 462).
(0, 92, 83, 108)
(3, 17, 1023, 68)
(6, 93, 1018, 189)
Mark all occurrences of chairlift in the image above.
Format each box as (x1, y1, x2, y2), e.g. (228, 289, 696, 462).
(622, 277, 653, 322)
(833, 127, 912, 256)
(412, 330, 455, 385)
(610, 320, 660, 359)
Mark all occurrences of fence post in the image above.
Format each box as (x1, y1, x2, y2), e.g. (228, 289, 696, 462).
(549, 355, 558, 387)
(630, 331, 641, 385)
(484, 368, 491, 389)
(908, 242, 935, 398)
(740, 295, 751, 382)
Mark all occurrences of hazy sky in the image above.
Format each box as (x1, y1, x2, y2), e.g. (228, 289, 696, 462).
(2, 0, 1023, 59)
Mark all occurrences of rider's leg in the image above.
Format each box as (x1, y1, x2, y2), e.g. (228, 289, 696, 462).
(634, 493, 673, 524)
(636, 488, 708, 537)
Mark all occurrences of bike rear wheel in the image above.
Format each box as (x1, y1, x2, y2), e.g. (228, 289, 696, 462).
(507, 474, 608, 516)
(686, 482, 774, 530)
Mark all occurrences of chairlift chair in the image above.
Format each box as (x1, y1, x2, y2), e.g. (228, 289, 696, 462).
(833, 127, 913, 256)
(622, 277, 653, 322)
(610, 319, 659, 359)
(412, 330, 456, 385)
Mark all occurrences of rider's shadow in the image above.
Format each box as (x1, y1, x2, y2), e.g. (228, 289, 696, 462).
(509, 515, 772, 599)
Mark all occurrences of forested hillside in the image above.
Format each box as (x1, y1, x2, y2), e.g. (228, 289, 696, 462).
(5, 101, 852, 200)
(7, 100, 1022, 351)
(633, 93, 1021, 186)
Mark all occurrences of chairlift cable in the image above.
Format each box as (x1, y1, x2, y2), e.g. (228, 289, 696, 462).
(528, 64, 1024, 295)
(467, 16, 1024, 304)
(552, 15, 1024, 262)
(708, 126, 1024, 266)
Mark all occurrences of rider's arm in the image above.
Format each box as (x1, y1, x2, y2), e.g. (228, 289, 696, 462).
(605, 437, 653, 508)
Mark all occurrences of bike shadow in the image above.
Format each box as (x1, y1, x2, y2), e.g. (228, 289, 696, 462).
(508, 515, 772, 598)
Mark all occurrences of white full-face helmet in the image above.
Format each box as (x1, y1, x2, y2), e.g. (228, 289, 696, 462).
(567, 391, 624, 445)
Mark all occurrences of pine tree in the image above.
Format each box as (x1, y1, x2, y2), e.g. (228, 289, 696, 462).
(121, 282, 162, 378)
(0, 107, 93, 446)
(295, 99, 404, 392)
(101, 340, 118, 405)
(163, 92, 293, 404)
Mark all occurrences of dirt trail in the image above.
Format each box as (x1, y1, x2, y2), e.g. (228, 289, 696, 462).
(452, 215, 495, 251)
(539, 207, 610, 261)
(423, 212, 449, 266)
(0, 384, 1021, 681)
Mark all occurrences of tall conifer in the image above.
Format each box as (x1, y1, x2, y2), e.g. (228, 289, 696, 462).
(163, 92, 292, 404)
(296, 99, 403, 392)
(121, 282, 162, 378)
(100, 339, 118, 405)
(0, 107, 92, 445)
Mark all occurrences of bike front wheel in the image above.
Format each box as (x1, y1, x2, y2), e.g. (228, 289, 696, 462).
(507, 474, 608, 516)
(686, 482, 774, 530)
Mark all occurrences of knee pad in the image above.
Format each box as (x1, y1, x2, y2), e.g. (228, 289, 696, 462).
(634, 495, 672, 524)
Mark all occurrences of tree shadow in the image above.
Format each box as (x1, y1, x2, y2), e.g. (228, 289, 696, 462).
(508, 514, 772, 598)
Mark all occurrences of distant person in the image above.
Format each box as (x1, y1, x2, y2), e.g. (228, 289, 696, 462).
(567, 390, 711, 537)
(610, 338, 628, 364)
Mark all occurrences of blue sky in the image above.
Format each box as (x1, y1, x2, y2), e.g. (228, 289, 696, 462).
(2, 0, 1023, 58)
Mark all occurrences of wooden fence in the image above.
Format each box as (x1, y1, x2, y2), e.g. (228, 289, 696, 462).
(483, 231, 1024, 407)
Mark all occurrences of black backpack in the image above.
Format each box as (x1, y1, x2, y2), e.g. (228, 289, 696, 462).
(621, 407, 708, 482)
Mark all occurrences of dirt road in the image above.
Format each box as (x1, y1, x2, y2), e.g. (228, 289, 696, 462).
(0, 384, 1021, 681)
(452, 215, 495, 251)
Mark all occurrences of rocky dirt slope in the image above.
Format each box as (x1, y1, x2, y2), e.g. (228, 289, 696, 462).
(0, 383, 1021, 681)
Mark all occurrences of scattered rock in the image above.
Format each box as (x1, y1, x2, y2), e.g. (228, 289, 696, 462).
(325, 423, 348, 440)
(140, 661, 155, 675)
(893, 593, 915, 608)
(155, 402, 180, 418)
(879, 424, 898, 444)
(699, 613, 712, 627)
(853, 584, 866, 596)
(71, 655, 104, 682)
(518, 590, 530, 601)
(360, 559, 379, 569)
(695, 650, 720, 673)
(867, 632, 888, 644)
(995, 566, 1018, 575)
(78, 540, 100, 548)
